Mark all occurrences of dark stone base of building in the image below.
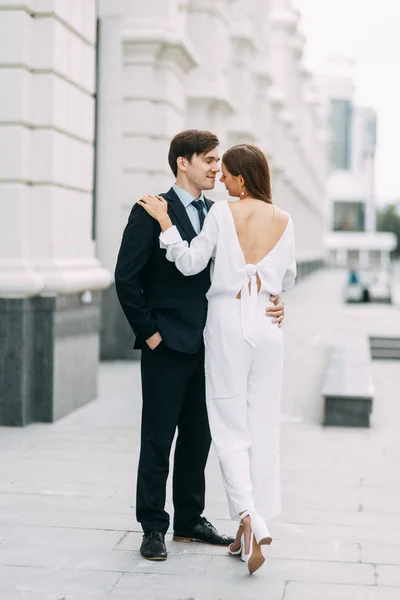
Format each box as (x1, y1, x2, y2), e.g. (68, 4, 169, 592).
(100, 283, 139, 360)
(324, 396, 372, 428)
(0, 293, 101, 427)
(296, 259, 325, 281)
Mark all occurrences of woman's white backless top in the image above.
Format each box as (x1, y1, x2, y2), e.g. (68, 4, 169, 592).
(159, 200, 296, 346)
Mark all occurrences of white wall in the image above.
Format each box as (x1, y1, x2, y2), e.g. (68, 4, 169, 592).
(0, 0, 110, 297)
(95, 0, 327, 269)
(0, 0, 327, 301)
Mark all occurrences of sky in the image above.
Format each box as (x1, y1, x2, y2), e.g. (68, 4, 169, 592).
(293, 0, 400, 205)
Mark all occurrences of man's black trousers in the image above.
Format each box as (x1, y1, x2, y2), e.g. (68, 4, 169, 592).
(136, 341, 211, 534)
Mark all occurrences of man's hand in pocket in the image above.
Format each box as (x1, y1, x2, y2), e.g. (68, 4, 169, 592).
(146, 331, 163, 350)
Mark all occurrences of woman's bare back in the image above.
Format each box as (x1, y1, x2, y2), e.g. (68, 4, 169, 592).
(228, 199, 289, 266)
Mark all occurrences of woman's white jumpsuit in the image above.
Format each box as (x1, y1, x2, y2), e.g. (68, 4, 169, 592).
(159, 200, 296, 522)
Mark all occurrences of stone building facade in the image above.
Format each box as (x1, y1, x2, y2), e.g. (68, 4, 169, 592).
(97, 0, 328, 359)
(0, 0, 327, 425)
(0, 1, 110, 425)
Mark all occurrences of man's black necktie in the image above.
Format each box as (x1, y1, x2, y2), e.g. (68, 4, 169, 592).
(191, 199, 206, 231)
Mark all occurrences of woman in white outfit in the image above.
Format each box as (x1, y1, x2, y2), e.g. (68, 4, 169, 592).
(139, 144, 296, 574)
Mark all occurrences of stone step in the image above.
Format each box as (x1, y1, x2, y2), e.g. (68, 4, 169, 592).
(369, 336, 400, 360)
(370, 336, 400, 348)
(371, 348, 400, 359)
(322, 338, 374, 428)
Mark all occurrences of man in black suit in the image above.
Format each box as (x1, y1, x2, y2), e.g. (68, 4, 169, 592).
(115, 130, 285, 560)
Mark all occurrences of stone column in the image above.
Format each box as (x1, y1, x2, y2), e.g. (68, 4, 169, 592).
(302, 76, 322, 181)
(122, 0, 197, 199)
(267, 0, 326, 270)
(290, 27, 305, 125)
(250, 0, 273, 157)
(266, 0, 297, 201)
(268, 0, 297, 103)
(253, 67, 273, 158)
(99, 0, 197, 358)
(185, 0, 233, 155)
(95, 0, 125, 359)
(0, 1, 110, 425)
(227, 0, 257, 146)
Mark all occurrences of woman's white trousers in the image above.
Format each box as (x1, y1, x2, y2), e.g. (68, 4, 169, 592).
(204, 293, 283, 521)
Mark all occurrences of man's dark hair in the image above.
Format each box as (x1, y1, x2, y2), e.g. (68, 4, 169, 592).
(168, 129, 220, 177)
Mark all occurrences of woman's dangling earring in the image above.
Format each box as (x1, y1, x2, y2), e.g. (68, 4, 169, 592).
(240, 187, 245, 197)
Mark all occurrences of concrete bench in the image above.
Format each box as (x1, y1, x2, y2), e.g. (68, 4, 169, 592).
(322, 337, 374, 427)
(370, 336, 400, 360)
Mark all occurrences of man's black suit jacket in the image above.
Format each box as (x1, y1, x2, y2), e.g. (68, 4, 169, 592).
(114, 187, 213, 354)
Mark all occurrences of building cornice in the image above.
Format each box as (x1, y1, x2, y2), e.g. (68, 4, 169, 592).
(280, 108, 296, 128)
(230, 22, 258, 55)
(0, 259, 111, 297)
(253, 63, 273, 85)
(291, 32, 306, 58)
(38, 260, 112, 295)
(187, 80, 235, 115)
(122, 27, 199, 73)
(269, 9, 299, 31)
(187, 0, 230, 25)
(228, 123, 257, 143)
(0, 262, 44, 297)
(268, 84, 285, 108)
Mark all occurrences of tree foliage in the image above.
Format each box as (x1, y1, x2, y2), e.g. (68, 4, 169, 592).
(377, 203, 400, 254)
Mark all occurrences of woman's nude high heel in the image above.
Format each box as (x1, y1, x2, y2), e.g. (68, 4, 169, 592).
(240, 510, 273, 575)
(228, 524, 243, 556)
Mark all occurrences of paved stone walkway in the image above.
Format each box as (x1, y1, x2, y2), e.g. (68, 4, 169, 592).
(1, 268, 400, 599)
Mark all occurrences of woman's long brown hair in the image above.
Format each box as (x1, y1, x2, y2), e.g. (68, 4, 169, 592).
(222, 144, 272, 204)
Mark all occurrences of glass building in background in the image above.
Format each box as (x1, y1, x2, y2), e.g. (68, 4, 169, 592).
(330, 99, 352, 171)
(317, 58, 396, 268)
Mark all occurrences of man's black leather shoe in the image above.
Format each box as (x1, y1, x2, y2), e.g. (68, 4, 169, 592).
(140, 531, 167, 561)
(173, 517, 234, 546)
